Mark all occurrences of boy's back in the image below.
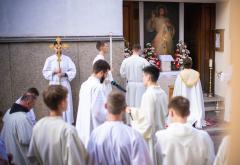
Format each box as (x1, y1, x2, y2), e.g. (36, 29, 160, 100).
(155, 123, 215, 165)
(28, 116, 87, 165)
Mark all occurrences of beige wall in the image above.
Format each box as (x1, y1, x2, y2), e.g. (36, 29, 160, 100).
(214, 1, 231, 97)
(0, 41, 124, 122)
(229, 0, 240, 163)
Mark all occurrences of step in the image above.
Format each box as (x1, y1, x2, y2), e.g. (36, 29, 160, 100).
(204, 126, 228, 135)
(203, 94, 224, 103)
(205, 106, 224, 112)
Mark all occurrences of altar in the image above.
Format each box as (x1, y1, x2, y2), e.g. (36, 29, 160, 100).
(158, 71, 180, 99)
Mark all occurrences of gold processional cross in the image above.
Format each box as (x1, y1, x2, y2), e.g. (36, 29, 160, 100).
(49, 37, 69, 84)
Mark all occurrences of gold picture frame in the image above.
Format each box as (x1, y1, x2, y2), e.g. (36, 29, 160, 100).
(215, 29, 224, 52)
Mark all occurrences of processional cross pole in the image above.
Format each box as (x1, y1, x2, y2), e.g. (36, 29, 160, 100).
(49, 37, 69, 85)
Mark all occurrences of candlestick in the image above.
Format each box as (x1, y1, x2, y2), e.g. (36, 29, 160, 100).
(209, 59, 213, 68)
(208, 67, 214, 97)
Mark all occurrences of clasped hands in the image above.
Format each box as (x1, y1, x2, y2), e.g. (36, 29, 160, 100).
(53, 68, 66, 78)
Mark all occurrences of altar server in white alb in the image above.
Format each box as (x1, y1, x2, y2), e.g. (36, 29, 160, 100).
(155, 96, 215, 165)
(76, 60, 110, 147)
(2, 87, 39, 126)
(214, 136, 230, 165)
(28, 85, 87, 165)
(42, 40, 76, 124)
(126, 65, 168, 164)
(93, 41, 113, 97)
(88, 91, 152, 165)
(1, 94, 37, 165)
(173, 57, 205, 128)
(120, 44, 150, 108)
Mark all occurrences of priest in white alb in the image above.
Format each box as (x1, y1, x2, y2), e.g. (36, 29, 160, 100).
(155, 96, 215, 165)
(1, 94, 37, 165)
(42, 39, 76, 124)
(93, 41, 113, 97)
(76, 60, 110, 147)
(126, 65, 168, 164)
(2, 87, 39, 126)
(88, 91, 152, 165)
(173, 57, 205, 128)
(120, 44, 150, 108)
(28, 85, 87, 165)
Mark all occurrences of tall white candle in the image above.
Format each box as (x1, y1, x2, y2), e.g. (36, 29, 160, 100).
(209, 59, 213, 68)
(109, 32, 113, 69)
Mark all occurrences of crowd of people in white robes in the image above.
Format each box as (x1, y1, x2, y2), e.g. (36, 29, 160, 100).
(0, 42, 230, 165)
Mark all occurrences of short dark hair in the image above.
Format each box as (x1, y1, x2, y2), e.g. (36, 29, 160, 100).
(183, 57, 192, 69)
(27, 87, 39, 96)
(21, 93, 37, 102)
(168, 96, 190, 117)
(132, 44, 141, 51)
(142, 65, 160, 82)
(96, 41, 107, 51)
(93, 60, 110, 74)
(107, 91, 127, 115)
(43, 85, 68, 110)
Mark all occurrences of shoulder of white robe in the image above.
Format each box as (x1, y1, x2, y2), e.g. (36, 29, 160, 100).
(180, 71, 200, 88)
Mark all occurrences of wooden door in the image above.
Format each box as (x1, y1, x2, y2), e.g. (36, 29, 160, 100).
(123, 1, 139, 48)
(184, 3, 216, 93)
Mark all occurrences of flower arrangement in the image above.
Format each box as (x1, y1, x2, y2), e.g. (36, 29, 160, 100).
(124, 40, 132, 58)
(142, 43, 161, 70)
(173, 41, 191, 70)
(124, 47, 132, 58)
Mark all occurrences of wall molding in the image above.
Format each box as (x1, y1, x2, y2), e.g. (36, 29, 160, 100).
(0, 36, 124, 43)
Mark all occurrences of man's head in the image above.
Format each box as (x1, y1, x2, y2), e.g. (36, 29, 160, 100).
(53, 41, 62, 54)
(132, 44, 141, 55)
(183, 57, 192, 69)
(96, 41, 108, 54)
(20, 93, 37, 110)
(168, 96, 190, 123)
(27, 87, 39, 97)
(93, 60, 110, 83)
(43, 85, 68, 112)
(157, 6, 167, 17)
(142, 65, 160, 87)
(106, 91, 127, 116)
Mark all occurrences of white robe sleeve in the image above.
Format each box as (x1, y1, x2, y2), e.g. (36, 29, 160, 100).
(131, 94, 155, 139)
(155, 139, 163, 164)
(173, 75, 182, 97)
(16, 118, 33, 146)
(132, 134, 152, 165)
(195, 80, 205, 128)
(91, 86, 107, 124)
(63, 127, 87, 165)
(120, 60, 126, 78)
(42, 58, 54, 81)
(26, 110, 36, 125)
(28, 136, 42, 165)
(65, 58, 76, 82)
(203, 132, 215, 165)
(214, 136, 229, 165)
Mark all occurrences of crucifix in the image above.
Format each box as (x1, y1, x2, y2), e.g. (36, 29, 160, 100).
(49, 37, 69, 84)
